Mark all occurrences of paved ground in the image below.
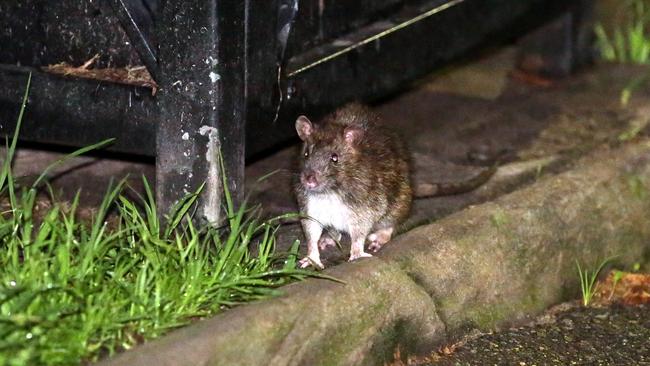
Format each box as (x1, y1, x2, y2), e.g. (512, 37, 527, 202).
(390, 271, 650, 366)
(410, 303, 650, 366)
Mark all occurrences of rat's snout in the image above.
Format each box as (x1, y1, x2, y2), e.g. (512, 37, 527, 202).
(300, 170, 321, 190)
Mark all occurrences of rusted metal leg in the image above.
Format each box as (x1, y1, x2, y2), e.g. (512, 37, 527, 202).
(517, 0, 595, 77)
(156, 0, 247, 224)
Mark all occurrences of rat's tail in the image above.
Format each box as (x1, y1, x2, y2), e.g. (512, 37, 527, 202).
(413, 165, 497, 198)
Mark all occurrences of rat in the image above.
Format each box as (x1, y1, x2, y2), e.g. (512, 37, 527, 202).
(294, 103, 495, 269)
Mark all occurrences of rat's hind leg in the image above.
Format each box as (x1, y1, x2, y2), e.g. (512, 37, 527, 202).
(367, 226, 394, 252)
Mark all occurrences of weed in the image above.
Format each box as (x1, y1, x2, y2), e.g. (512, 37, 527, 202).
(595, 0, 650, 64)
(575, 257, 615, 306)
(618, 114, 649, 141)
(626, 175, 647, 199)
(595, 0, 650, 105)
(608, 269, 626, 300)
(489, 209, 508, 230)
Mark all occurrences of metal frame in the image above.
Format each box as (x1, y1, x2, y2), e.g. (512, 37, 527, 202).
(0, 0, 593, 220)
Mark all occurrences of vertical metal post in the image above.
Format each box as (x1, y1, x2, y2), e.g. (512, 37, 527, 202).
(156, 0, 247, 224)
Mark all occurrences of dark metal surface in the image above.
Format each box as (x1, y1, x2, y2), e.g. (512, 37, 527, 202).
(246, 0, 577, 156)
(285, 0, 410, 55)
(0, 65, 155, 156)
(0, 0, 592, 215)
(0, 0, 587, 159)
(107, 0, 159, 80)
(0, 1, 141, 68)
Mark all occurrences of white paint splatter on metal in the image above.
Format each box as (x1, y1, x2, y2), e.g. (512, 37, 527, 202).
(205, 56, 218, 67)
(209, 71, 221, 83)
(199, 125, 222, 224)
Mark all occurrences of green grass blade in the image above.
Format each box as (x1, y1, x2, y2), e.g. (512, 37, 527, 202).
(595, 24, 616, 60)
(0, 73, 31, 193)
(576, 256, 617, 306)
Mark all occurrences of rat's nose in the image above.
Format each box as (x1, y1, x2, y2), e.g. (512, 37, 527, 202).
(301, 170, 320, 189)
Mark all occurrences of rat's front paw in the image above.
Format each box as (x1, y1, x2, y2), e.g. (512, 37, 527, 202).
(298, 256, 324, 269)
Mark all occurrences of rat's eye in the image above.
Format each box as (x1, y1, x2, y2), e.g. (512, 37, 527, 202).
(304, 150, 309, 158)
(330, 153, 338, 163)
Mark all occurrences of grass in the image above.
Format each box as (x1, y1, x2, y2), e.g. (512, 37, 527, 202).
(575, 257, 614, 307)
(595, 0, 650, 65)
(0, 75, 313, 365)
(595, 0, 650, 105)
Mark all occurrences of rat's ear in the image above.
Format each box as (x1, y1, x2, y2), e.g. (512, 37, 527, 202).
(295, 115, 313, 141)
(344, 126, 364, 145)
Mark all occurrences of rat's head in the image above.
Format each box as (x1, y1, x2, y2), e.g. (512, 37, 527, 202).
(295, 113, 365, 193)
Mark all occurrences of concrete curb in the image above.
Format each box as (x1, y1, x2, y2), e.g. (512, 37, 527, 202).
(102, 140, 650, 366)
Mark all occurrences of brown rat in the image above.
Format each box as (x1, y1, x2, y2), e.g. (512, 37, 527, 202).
(294, 103, 411, 269)
(294, 103, 495, 268)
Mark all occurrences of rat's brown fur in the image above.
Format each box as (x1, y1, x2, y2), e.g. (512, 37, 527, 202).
(294, 103, 411, 268)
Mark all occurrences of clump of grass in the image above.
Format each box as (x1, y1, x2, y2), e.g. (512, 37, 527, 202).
(575, 257, 614, 307)
(0, 75, 311, 365)
(595, 0, 650, 105)
(595, 0, 650, 64)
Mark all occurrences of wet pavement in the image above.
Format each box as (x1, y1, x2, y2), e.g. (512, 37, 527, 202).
(423, 303, 650, 366)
